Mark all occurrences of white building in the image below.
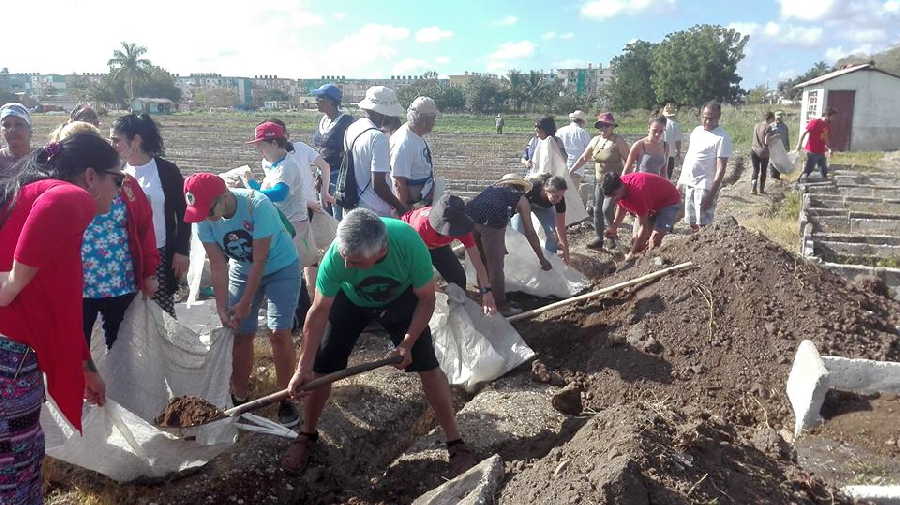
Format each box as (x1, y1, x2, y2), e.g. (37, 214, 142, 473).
(794, 63, 900, 151)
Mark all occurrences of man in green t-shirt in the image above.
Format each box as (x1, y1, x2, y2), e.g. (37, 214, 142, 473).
(282, 208, 476, 476)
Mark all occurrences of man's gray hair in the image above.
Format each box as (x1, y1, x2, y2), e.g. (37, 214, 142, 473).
(335, 208, 388, 258)
(407, 108, 436, 128)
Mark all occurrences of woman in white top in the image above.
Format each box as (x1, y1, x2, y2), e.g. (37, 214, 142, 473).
(111, 113, 189, 317)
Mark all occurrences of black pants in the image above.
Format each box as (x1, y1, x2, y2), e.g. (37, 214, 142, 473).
(430, 245, 466, 289)
(751, 152, 769, 191)
(293, 277, 312, 333)
(83, 293, 137, 349)
(313, 288, 439, 374)
(666, 156, 676, 179)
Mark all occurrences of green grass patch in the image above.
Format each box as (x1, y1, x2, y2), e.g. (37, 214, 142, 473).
(741, 190, 802, 252)
(831, 151, 885, 172)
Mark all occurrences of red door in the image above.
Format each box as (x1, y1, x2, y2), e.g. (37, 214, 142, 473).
(827, 90, 855, 151)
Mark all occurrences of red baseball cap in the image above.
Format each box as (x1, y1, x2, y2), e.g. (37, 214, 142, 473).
(183, 173, 227, 223)
(246, 121, 286, 144)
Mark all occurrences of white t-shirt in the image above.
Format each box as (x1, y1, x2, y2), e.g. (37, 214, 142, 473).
(663, 118, 682, 159)
(555, 122, 592, 172)
(389, 123, 434, 200)
(125, 158, 166, 249)
(344, 117, 393, 216)
(260, 144, 318, 222)
(678, 126, 733, 190)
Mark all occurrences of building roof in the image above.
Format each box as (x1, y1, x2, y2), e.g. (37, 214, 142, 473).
(794, 63, 900, 88)
(133, 97, 175, 104)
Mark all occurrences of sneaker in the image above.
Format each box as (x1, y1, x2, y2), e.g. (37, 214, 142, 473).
(278, 400, 300, 428)
(231, 393, 247, 406)
(448, 442, 478, 476)
(586, 237, 605, 250)
(282, 431, 318, 473)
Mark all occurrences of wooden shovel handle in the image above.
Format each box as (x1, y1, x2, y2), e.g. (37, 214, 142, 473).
(222, 355, 403, 418)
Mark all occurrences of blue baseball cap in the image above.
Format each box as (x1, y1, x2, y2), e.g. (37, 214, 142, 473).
(311, 84, 342, 104)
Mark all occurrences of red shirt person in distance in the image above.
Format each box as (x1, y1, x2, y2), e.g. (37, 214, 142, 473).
(601, 172, 682, 261)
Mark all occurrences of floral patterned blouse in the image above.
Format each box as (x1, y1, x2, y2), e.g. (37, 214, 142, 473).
(82, 195, 136, 298)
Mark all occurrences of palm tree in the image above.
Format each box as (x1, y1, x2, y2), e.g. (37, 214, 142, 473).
(108, 42, 152, 103)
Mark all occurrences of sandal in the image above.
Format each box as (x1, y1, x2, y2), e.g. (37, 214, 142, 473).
(448, 441, 478, 476)
(282, 431, 318, 473)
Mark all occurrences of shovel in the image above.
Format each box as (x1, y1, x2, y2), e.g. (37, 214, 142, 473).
(158, 355, 403, 429)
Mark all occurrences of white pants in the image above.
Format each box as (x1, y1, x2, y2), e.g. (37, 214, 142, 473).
(684, 186, 716, 226)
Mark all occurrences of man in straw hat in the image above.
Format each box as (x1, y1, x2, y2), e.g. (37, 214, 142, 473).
(661, 103, 682, 180)
(339, 86, 407, 217)
(556, 110, 592, 192)
(465, 174, 552, 316)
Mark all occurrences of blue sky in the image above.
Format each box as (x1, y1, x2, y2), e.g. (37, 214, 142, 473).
(6, 0, 900, 89)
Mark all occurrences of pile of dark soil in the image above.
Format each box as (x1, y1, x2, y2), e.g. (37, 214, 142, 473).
(154, 395, 223, 428)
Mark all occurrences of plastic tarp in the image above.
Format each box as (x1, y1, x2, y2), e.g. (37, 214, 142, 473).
(430, 285, 534, 392)
(40, 298, 237, 482)
(769, 142, 799, 175)
(466, 226, 589, 299)
(530, 137, 589, 225)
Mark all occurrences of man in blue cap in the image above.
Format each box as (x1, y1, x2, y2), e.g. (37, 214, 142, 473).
(310, 84, 354, 220)
(0, 103, 33, 182)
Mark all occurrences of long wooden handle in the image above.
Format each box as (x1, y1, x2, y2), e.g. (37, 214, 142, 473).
(222, 355, 403, 418)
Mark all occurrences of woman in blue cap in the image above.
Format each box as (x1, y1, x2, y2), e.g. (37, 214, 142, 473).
(310, 84, 354, 220)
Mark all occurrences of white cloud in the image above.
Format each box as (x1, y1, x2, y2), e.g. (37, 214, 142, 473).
(333, 12, 346, 20)
(846, 28, 887, 43)
(392, 58, 430, 75)
(542, 31, 557, 40)
(728, 21, 822, 46)
(886, 0, 900, 13)
(435, 56, 451, 64)
(778, 68, 800, 80)
(560, 32, 575, 40)
(778, 0, 837, 20)
(553, 59, 591, 69)
(489, 41, 536, 60)
(581, 0, 676, 20)
(314, 24, 411, 75)
(415, 26, 454, 43)
(727, 22, 760, 36)
(494, 15, 519, 26)
(824, 44, 874, 63)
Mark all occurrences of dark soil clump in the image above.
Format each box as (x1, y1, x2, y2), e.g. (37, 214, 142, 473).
(155, 395, 224, 428)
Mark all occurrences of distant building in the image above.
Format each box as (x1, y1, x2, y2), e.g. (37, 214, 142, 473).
(554, 63, 613, 95)
(794, 63, 900, 151)
(132, 97, 175, 114)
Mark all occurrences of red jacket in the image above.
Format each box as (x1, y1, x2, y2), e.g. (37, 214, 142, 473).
(120, 175, 160, 288)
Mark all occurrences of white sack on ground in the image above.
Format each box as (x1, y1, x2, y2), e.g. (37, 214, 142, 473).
(40, 298, 237, 481)
(466, 227, 589, 298)
(430, 284, 535, 392)
(531, 137, 589, 225)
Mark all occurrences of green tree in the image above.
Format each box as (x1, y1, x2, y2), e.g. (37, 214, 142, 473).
(746, 84, 769, 104)
(135, 66, 182, 103)
(108, 42, 152, 101)
(463, 75, 507, 113)
(605, 41, 658, 111)
(777, 61, 830, 101)
(397, 73, 467, 112)
(650, 24, 748, 107)
(88, 74, 128, 108)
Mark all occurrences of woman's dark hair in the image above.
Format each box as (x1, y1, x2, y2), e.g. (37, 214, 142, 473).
(534, 116, 557, 137)
(601, 172, 623, 197)
(259, 118, 294, 152)
(527, 173, 568, 193)
(70, 104, 100, 126)
(649, 115, 668, 127)
(112, 113, 164, 156)
(764, 111, 775, 122)
(0, 133, 119, 224)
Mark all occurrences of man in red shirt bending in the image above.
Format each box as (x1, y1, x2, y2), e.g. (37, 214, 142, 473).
(795, 107, 837, 180)
(602, 172, 682, 261)
(402, 192, 497, 315)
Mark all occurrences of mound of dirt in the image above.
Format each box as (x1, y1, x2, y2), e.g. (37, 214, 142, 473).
(154, 395, 223, 428)
(500, 404, 851, 505)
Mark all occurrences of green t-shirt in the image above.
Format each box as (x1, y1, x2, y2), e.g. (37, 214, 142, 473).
(317, 218, 433, 307)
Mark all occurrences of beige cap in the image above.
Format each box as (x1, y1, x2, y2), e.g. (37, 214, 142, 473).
(569, 110, 588, 121)
(409, 96, 440, 116)
(359, 86, 405, 118)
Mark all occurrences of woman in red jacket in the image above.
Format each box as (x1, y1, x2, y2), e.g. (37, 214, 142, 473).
(0, 133, 117, 505)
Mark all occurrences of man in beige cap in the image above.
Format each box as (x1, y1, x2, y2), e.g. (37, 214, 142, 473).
(391, 96, 438, 207)
(338, 86, 407, 217)
(556, 110, 592, 191)
(661, 103, 682, 180)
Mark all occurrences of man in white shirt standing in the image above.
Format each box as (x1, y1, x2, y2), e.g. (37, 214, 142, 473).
(677, 102, 732, 231)
(391, 96, 438, 208)
(661, 103, 682, 180)
(341, 86, 407, 217)
(555, 110, 592, 195)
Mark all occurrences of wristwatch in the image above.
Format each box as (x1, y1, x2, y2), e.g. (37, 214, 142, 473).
(478, 286, 492, 295)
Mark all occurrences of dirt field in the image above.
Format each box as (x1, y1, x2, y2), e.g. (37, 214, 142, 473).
(28, 113, 900, 504)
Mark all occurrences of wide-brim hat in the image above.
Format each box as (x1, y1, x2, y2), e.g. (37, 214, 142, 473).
(495, 173, 532, 193)
(428, 193, 473, 237)
(662, 103, 677, 117)
(569, 110, 588, 122)
(359, 86, 405, 118)
(594, 112, 618, 128)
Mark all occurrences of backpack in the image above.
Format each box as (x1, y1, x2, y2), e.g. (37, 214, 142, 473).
(334, 127, 378, 210)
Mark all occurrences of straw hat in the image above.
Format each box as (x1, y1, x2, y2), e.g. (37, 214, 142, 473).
(495, 173, 532, 193)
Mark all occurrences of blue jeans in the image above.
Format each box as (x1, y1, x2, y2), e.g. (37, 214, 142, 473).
(511, 205, 558, 253)
(803, 152, 828, 178)
(228, 260, 301, 335)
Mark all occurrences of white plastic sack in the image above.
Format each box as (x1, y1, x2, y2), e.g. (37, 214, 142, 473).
(430, 284, 535, 392)
(466, 227, 589, 298)
(531, 137, 589, 225)
(769, 142, 797, 175)
(186, 226, 210, 305)
(40, 298, 237, 481)
(220, 165, 251, 188)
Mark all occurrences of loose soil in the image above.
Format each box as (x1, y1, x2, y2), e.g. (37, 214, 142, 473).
(154, 395, 224, 428)
(817, 390, 900, 458)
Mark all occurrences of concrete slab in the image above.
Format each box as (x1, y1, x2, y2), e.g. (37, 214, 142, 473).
(786, 340, 831, 437)
(412, 454, 504, 505)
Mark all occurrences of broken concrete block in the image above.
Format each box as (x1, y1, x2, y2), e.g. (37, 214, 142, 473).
(411, 454, 504, 505)
(786, 340, 830, 437)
